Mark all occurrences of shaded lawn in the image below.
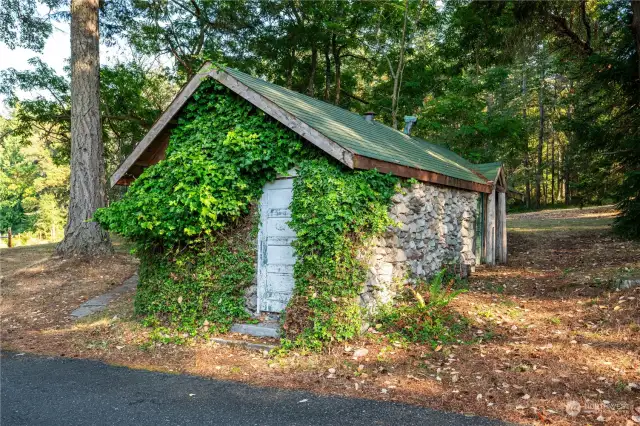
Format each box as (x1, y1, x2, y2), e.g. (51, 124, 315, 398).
(0, 243, 57, 277)
(1, 206, 639, 426)
(508, 205, 618, 234)
(0, 235, 134, 277)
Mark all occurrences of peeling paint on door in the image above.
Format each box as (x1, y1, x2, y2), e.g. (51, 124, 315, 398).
(257, 175, 296, 313)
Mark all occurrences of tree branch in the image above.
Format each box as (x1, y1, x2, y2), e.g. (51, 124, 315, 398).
(546, 12, 593, 55)
(339, 89, 369, 105)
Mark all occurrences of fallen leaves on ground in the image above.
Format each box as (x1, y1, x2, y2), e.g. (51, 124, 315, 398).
(1, 206, 639, 426)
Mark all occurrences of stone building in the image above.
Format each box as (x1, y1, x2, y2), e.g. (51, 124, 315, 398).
(110, 64, 508, 316)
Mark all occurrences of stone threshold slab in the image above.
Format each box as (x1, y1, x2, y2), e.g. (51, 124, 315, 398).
(210, 337, 276, 352)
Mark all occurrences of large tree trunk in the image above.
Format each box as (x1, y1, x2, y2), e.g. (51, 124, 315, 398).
(522, 66, 531, 208)
(57, 0, 112, 257)
(550, 79, 557, 205)
(565, 80, 573, 205)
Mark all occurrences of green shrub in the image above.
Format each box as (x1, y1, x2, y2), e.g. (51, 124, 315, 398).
(376, 270, 467, 347)
(135, 210, 258, 334)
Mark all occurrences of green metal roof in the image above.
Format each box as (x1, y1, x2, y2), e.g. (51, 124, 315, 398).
(225, 68, 489, 185)
(473, 162, 502, 182)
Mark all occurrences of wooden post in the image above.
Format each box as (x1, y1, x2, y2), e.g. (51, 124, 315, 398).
(8, 227, 12, 248)
(496, 191, 508, 264)
(485, 189, 496, 265)
(475, 194, 484, 266)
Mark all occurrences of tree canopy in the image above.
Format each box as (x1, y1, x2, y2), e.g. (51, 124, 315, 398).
(2, 0, 640, 238)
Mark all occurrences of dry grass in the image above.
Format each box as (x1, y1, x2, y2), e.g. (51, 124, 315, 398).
(0, 243, 57, 277)
(1, 207, 638, 425)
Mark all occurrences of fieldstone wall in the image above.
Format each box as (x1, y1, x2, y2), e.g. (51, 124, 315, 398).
(359, 182, 479, 314)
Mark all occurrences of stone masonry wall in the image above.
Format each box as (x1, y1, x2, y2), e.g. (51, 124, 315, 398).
(359, 182, 479, 314)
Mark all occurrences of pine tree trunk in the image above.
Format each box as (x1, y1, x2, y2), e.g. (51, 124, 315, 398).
(565, 80, 573, 205)
(551, 133, 556, 205)
(390, 0, 409, 130)
(551, 80, 557, 205)
(332, 34, 341, 105)
(57, 0, 112, 257)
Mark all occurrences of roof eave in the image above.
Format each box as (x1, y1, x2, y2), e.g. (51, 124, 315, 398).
(353, 155, 492, 193)
(110, 63, 214, 187)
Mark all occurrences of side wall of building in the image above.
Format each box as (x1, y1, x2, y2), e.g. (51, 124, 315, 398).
(359, 182, 479, 314)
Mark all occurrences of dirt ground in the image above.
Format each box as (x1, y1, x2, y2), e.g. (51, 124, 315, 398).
(1, 206, 638, 425)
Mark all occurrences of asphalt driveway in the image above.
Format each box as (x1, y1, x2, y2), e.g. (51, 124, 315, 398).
(1, 352, 507, 425)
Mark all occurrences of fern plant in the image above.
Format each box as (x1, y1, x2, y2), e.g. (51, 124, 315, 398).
(377, 269, 468, 346)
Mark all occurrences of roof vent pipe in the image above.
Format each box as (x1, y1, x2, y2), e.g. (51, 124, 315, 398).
(403, 116, 417, 135)
(363, 111, 375, 122)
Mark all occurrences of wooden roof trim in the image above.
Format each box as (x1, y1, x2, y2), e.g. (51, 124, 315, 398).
(469, 167, 490, 183)
(210, 69, 354, 169)
(110, 65, 213, 187)
(353, 155, 493, 194)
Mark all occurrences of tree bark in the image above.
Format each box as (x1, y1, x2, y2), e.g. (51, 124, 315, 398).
(57, 0, 112, 257)
(323, 40, 331, 102)
(631, 0, 640, 81)
(390, 0, 409, 130)
(565, 81, 573, 205)
(522, 66, 531, 208)
(307, 44, 318, 96)
(536, 58, 545, 209)
(332, 34, 341, 105)
(551, 78, 557, 205)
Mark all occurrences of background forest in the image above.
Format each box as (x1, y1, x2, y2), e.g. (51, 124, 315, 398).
(1, 0, 639, 244)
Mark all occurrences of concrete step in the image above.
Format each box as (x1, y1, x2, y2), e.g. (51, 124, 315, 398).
(230, 322, 280, 338)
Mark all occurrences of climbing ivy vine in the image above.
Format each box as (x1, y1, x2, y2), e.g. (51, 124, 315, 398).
(95, 79, 309, 249)
(284, 159, 398, 350)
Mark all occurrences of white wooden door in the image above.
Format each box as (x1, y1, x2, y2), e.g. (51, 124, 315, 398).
(257, 176, 296, 313)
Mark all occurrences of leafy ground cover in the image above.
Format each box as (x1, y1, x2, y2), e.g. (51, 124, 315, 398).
(1, 206, 638, 425)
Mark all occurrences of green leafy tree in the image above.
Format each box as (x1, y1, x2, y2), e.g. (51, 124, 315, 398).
(0, 118, 69, 238)
(1, 60, 174, 174)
